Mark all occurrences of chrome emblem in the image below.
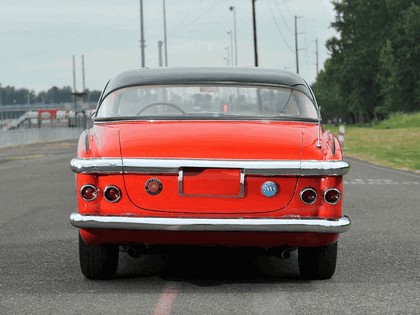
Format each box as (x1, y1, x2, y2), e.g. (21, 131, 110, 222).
(261, 181, 278, 198)
(145, 178, 162, 195)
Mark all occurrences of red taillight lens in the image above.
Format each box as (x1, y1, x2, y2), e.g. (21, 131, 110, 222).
(104, 186, 121, 203)
(324, 188, 341, 205)
(80, 184, 97, 201)
(300, 188, 317, 205)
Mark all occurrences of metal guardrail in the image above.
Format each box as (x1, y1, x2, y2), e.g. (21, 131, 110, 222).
(0, 102, 96, 112)
(0, 127, 85, 149)
(0, 104, 95, 148)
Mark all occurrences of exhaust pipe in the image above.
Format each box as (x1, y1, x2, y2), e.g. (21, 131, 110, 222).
(279, 250, 291, 259)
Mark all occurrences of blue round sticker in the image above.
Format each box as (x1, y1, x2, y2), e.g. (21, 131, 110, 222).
(261, 181, 278, 198)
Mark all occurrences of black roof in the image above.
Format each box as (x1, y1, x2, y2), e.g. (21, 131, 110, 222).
(101, 67, 314, 103)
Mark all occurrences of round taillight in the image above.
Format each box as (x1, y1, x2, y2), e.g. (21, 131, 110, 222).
(300, 188, 317, 205)
(324, 188, 341, 205)
(104, 186, 121, 203)
(80, 184, 97, 201)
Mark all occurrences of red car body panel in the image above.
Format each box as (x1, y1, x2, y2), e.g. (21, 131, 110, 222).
(74, 120, 345, 247)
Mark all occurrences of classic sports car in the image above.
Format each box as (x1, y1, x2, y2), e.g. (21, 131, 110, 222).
(70, 67, 350, 280)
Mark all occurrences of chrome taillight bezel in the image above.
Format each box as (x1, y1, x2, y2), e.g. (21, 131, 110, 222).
(300, 187, 317, 205)
(80, 184, 98, 202)
(103, 185, 122, 203)
(324, 188, 341, 205)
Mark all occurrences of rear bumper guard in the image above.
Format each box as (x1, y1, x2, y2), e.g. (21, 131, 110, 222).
(70, 213, 351, 233)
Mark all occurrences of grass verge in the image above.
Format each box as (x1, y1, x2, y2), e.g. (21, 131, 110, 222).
(327, 112, 420, 172)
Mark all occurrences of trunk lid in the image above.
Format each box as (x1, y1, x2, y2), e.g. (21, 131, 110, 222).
(119, 121, 302, 214)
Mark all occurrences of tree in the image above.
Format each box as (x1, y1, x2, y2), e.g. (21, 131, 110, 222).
(315, 0, 420, 122)
(377, 40, 398, 118)
(312, 59, 345, 122)
(0, 85, 101, 105)
(388, 3, 420, 112)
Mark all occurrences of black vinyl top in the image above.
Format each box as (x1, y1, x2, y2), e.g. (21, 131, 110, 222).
(101, 67, 314, 103)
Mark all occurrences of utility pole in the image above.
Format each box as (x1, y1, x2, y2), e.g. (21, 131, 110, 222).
(82, 55, 86, 91)
(163, 0, 168, 66)
(71, 55, 87, 117)
(229, 6, 238, 66)
(294, 15, 303, 74)
(227, 31, 234, 65)
(139, 0, 146, 67)
(72, 55, 77, 113)
(0, 83, 2, 106)
(72, 55, 77, 93)
(158, 40, 163, 67)
(252, 0, 258, 67)
(315, 39, 319, 76)
(225, 46, 230, 66)
(82, 55, 86, 101)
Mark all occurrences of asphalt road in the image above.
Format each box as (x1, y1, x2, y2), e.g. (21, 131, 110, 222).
(1, 140, 419, 315)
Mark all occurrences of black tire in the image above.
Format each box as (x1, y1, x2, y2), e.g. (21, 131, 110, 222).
(298, 242, 337, 280)
(79, 233, 119, 279)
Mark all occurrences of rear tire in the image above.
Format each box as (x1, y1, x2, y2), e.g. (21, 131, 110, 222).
(298, 242, 337, 280)
(79, 233, 119, 279)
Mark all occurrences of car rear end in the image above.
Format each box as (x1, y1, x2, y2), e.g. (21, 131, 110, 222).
(70, 68, 350, 279)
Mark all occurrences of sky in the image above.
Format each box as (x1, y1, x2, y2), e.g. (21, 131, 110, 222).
(0, 0, 337, 93)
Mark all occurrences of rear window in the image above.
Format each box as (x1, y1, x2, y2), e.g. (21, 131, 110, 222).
(96, 84, 318, 121)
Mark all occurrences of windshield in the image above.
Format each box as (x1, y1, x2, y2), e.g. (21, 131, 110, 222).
(96, 85, 318, 121)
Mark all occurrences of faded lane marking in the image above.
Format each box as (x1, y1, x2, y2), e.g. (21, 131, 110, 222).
(153, 285, 179, 315)
(7, 154, 46, 160)
(344, 179, 419, 185)
(347, 158, 420, 178)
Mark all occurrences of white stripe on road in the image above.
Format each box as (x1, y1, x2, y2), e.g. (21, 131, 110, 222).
(346, 158, 420, 179)
(153, 285, 179, 315)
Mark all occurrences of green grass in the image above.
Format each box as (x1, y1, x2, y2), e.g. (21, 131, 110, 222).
(326, 112, 420, 172)
(373, 112, 420, 129)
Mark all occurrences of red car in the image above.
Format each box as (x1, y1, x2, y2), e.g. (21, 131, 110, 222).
(70, 67, 350, 280)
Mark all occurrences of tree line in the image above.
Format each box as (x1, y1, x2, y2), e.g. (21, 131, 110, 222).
(312, 0, 420, 123)
(0, 85, 101, 106)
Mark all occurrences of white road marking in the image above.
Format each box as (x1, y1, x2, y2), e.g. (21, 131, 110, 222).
(347, 158, 420, 179)
(344, 179, 419, 185)
(153, 284, 179, 315)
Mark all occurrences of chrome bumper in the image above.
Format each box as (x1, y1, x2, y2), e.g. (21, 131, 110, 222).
(70, 213, 351, 233)
(70, 158, 350, 177)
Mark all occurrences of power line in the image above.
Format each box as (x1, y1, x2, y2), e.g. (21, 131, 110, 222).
(272, 0, 293, 34)
(170, 0, 225, 36)
(169, 7, 195, 35)
(266, 0, 294, 54)
(281, 0, 294, 16)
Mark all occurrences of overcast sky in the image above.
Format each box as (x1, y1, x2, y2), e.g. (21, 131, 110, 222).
(0, 0, 337, 92)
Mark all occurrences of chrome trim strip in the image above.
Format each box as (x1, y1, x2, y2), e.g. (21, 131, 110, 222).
(70, 213, 351, 233)
(316, 106, 322, 148)
(122, 159, 301, 175)
(178, 169, 184, 195)
(71, 158, 123, 174)
(71, 158, 350, 176)
(300, 160, 349, 176)
(327, 130, 336, 156)
(82, 130, 89, 154)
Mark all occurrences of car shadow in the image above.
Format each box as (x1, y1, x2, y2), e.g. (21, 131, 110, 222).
(117, 246, 301, 286)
